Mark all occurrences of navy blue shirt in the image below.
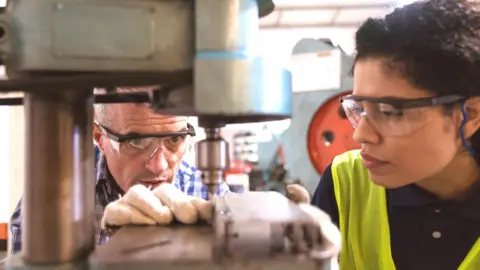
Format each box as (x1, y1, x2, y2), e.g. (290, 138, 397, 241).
(312, 164, 480, 270)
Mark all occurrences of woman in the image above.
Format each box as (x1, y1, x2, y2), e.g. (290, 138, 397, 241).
(311, 0, 480, 269)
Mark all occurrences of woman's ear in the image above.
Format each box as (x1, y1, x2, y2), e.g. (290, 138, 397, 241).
(462, 97, 480, 139)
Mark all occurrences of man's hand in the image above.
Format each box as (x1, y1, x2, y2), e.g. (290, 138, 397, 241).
(101, 183, 214, 236)
(101, 184, 173, 235)
(286, 184, 341, 267)
(152, 183, 214, 224)
(286, 183, 311, 204)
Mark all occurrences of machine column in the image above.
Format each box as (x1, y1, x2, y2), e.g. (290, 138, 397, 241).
(22, 89, 95, 265)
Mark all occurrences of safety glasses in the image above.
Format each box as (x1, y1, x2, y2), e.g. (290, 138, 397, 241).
(95, 122, 196, 160)
(340, 95, 465, 136)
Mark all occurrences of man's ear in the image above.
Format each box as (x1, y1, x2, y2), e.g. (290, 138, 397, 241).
(461, 97, 480, 139)
(93, 124, 105, 153)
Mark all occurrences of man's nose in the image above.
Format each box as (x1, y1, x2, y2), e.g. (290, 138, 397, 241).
(145, 147, 169, 174)
(352, 116, 381, 145)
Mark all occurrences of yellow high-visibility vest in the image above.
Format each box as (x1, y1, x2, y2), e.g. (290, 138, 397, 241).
(331, 150, 480, 270)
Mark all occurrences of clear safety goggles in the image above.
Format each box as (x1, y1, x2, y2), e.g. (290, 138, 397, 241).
(340, 95, 465, 136)
(95, 122, 196, 161)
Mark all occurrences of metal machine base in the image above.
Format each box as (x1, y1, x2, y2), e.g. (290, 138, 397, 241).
(87, 191, 337, 270)
(6, 192, 337, 270)
(89, 226, 330, 270)
(6, 256, 86, 270)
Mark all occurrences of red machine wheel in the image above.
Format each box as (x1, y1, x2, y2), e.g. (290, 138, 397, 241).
(307, 91, 360, 174)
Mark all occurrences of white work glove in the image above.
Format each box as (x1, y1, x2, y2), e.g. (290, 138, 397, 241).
(101, 183, 214, 236)
(286, 183, 312, 204)
(286, 184, 341, 268)
(152, 183, 214, 223)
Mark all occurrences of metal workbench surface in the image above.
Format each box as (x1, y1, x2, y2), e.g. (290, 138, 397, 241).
(89, 225, 325, 270)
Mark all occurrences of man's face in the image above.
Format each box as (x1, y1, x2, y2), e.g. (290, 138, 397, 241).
(94, 103, 190, 192)
(351, 59, 465, 188)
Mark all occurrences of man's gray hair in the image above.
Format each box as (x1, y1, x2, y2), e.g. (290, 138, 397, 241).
(93, 87, 113, 128)
(93, 86, 191, 128)
(93, 86, 158, 128)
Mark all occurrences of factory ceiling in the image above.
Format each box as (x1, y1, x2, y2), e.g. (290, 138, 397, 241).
(260, 0, 480, 29)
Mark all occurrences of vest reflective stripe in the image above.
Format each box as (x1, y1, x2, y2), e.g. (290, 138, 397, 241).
(331, 150, 480, 270)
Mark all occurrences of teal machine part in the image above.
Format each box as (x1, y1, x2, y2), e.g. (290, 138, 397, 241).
(257, 38, 354, 194)
(0, 1, 337, 270)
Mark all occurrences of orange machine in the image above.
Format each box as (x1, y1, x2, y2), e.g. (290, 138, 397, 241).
(0, 222, 7, 252)
(307, 92, 360, 175)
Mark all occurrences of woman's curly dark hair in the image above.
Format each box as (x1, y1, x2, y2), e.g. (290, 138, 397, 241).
(354, 0, 480, 158)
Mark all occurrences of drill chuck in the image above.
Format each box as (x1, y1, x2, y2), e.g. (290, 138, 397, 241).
(195, 128, 230, 199)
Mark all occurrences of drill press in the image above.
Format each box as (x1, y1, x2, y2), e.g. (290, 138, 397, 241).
(0, 1, 339, 269)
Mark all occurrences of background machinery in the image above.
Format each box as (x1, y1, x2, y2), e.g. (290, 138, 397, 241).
(257, 38, 360, 195)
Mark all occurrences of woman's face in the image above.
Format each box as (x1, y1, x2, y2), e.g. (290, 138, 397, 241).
(352, 58, 464, 188)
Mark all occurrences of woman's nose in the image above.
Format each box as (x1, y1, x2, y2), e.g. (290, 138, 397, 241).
(352, 116, 381, 145)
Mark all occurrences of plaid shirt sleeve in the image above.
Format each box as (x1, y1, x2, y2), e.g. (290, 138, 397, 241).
(174, 160, 230, 200)
(9, 198, 23, 253)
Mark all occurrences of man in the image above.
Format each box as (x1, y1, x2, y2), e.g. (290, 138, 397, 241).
(312, 0, 480, 269)
(9, 86, 230, 253)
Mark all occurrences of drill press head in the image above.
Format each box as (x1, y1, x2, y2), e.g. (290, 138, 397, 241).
(189, 0, 292, 197)
(192, 51, 292, 196)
